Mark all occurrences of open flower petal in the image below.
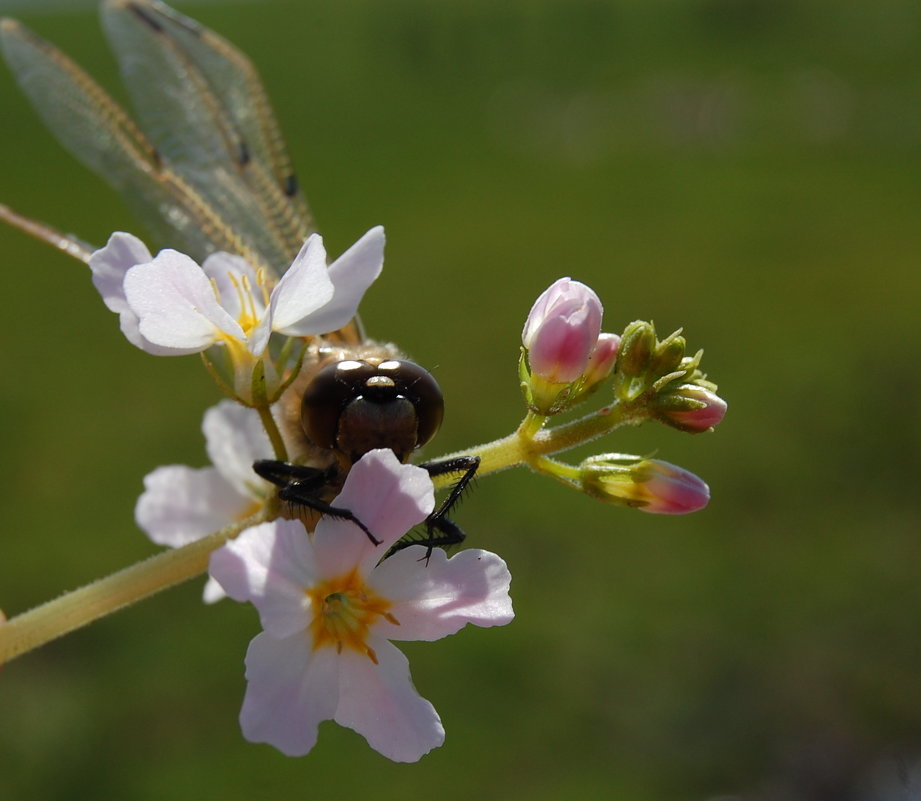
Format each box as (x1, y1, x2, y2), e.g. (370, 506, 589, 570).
(88, 231, 150, 317)
(135, 465, 253, 548)
(203, 401, 273, 495)
(210, 519, 319, 638)
(368, 547, 514, 641)
(136, 401, 271, 549)
(334, 639, 444, 762)
(285, 226, 385, 337)
(123, 250, 245, 353)
(135, 401, 272, 602)
(239, 631, 339, 757)
(268, 234, 335, 332)
(88, 232, 182, 354)
(311, 449, 434, 578)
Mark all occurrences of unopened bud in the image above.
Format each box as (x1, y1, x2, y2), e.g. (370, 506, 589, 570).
(580, 454, 710, 514)
(616, 321, 657, 382)
(522, 277, 603, 384)
(582, 333, 620, 389)
(653, 384, 727, 433)
(648, 330, 686, 378)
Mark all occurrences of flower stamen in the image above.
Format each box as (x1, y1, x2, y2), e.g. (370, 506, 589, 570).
(309, 570, 392, 663)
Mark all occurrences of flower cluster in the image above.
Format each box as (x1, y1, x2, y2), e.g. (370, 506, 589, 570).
(0, 0, 729, 772)
(96, 239, 724, 753)
(518, 277, 726, 514)
(87, 228, 516, 760)
(0, 222, 725, 760)
(615, 320, 727, 433)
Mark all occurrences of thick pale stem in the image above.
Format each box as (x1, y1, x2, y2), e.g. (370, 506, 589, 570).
(432, 401, 642, 484)
(0, 517, 259, 665)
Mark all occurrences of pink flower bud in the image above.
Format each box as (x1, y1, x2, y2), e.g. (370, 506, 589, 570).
(581, 333, 621, 388)
(636, 459, 710, 514)
(657, 385, 728, 433)
(522, 277, 603, 383)
(580, 454, 710, 514)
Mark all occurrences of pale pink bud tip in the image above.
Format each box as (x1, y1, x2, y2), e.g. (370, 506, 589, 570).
(522, 277, 603, 383)
(580, 454, 709, 514)
(640, 460, 710, 514)
(663, 386, 728, 432)
(582, 333, 621, 386)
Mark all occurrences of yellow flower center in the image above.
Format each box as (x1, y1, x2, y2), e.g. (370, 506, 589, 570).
(210, 267, 274, 340)
(228, 268, 272, 337)
(308, 569, 399, 664)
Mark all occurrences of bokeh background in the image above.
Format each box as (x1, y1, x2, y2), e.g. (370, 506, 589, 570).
(1, 1, 920, 799)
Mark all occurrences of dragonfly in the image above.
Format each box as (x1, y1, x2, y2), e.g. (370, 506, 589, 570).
(0, 0, 478, 550)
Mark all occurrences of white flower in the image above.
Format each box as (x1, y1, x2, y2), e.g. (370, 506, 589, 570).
(88, 227, 384, 357)
(135, 401, 273, 602)
(209, 449, 514, 761)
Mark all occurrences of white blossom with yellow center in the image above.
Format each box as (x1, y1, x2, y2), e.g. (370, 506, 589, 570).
(209, 449, 515, 762)
(88, 226, 385, 360)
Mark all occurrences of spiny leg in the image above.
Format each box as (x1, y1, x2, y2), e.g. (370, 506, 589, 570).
(252, 459, 380, 545)
(393, 455, 480, 558)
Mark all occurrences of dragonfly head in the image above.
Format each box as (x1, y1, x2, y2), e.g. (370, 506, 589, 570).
(300, 358, 444, 465)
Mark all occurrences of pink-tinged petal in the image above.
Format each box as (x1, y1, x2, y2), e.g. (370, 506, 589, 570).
(202, 401, 272, 496)
(209, 519, 318, 638)
(292, 226, 384, 336)
(582, 332, 621, 386)
(123, 250, 245, 352)
(268, 234, 335, 333)
(369, 547, 514, 641)
(312, 450, 434, 578)
(334, 638, 444, 762)
(135, 465, 251, 548)
(657, 385, 728, 433)
(522, 277, 603, 383)
(639, 461, 710, 514)
(581, 454, 710, 514)
(522, 277, 602, 346)
(201, 252, 262, 322)
(239, 632, 339, 757)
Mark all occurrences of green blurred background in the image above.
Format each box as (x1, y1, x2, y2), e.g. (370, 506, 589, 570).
(1, 1, 920, 799)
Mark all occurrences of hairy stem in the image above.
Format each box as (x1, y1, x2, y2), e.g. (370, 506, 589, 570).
(0, 516, 260, 665)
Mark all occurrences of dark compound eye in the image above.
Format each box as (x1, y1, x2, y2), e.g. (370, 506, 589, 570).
(300, 359, 444, 457)
(376, 360, 445, 448)
(301, 360, 377, 450)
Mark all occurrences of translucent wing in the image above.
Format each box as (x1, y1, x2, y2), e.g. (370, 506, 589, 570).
(100, 0, 314, 269)
(1, 0, 363, 343)
(0, 1, 310, 274)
